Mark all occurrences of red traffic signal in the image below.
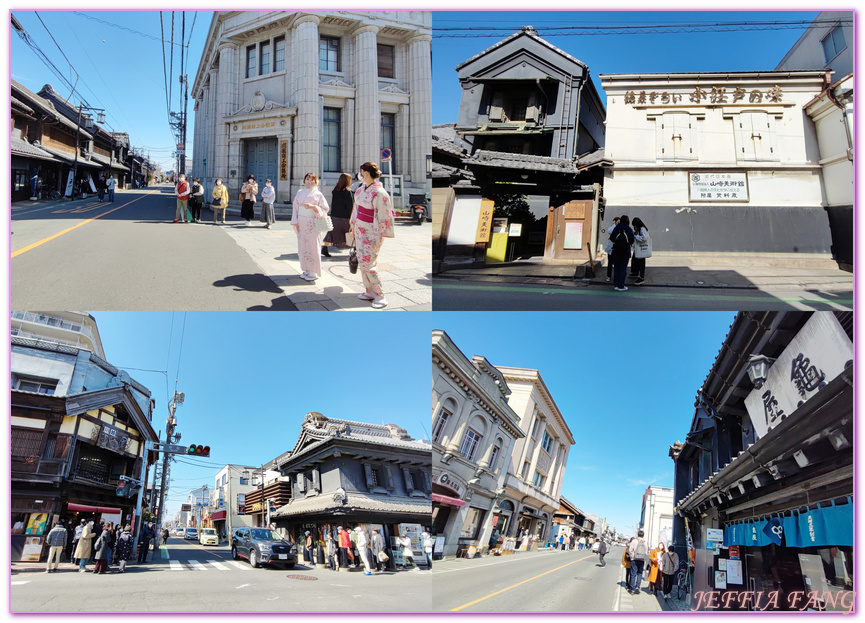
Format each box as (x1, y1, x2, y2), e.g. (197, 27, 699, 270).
(187, 444, 211, 457)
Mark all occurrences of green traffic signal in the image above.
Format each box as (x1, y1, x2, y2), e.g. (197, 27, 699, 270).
(187, 444, 211, 457)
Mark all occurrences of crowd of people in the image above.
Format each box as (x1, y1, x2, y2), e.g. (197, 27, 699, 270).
(172, 162, 395, 309)
(42, 518, 160, 574)
(622, 529, 681, 600)
(605, 215, 652, 291)
(311, 526, 433, 575)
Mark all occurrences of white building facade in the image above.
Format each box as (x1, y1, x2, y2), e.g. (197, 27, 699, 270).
(190, 11, 432, 210)
(638, 485, 674, 548)
(497, 366, 574, 547)
(211, 464, 260, 540)
(600, 70, 833, 262)
(431, 331, 525, 557)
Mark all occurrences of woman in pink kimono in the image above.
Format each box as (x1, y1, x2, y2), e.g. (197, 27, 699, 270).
(291, 173, 330, 281)
(351, 162, 394, 308)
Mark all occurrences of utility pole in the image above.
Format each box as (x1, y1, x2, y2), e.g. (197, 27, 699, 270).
(156, 391, 184, 532)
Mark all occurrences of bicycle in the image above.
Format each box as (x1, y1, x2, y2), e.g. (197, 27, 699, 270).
(675, 561, 692, 600)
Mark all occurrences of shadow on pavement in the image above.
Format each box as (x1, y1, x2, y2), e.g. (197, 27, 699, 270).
(212, 274, 298, 311)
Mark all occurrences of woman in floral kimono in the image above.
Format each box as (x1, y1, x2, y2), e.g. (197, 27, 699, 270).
(291, 173, 330, 281)
(351, 162, 394, 309)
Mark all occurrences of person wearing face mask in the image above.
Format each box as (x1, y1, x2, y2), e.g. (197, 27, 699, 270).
(240, 174, 258, 225)
(174, 174, 190, 223)
(291, 173, 330, 281)
(260, 179, 276, 229)
(351, 162, 395, 309)
(212, 177, 229, 223)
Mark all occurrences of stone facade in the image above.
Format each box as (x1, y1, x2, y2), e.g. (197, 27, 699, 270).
(190, 11, 432, 211)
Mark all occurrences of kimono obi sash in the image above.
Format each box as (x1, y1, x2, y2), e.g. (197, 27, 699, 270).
(356, 206, 375, 223)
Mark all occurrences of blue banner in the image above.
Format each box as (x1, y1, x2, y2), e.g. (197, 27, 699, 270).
(725, 499, 852, 548)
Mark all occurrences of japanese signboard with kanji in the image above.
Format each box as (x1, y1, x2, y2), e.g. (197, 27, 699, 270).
(279, 141, 289, 181)
(623, 85, 784, 107)
(475, 199, 495, 243)
(744, 313, 853, 439)
(689, 172, 749, 202)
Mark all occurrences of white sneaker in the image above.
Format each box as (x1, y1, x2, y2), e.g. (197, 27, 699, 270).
(614, 286, 628, 292)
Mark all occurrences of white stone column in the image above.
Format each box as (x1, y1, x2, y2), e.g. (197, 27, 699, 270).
(293, 15, 321, 182)
(345, 98, 355, 175)
(408, 34, 432, 189)
(207, 69, 218, 189)
(216, 43, 238, 194)
(353, 25, 380, 167)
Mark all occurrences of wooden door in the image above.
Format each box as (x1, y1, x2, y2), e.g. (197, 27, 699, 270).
(547, 199, 593, 260)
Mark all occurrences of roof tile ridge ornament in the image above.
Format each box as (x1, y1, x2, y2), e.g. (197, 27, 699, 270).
(521, 25, 538, 36)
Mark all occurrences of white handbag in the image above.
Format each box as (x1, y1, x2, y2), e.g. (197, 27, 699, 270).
(634, 234, 652, 259)
(315, 215, 334, 233)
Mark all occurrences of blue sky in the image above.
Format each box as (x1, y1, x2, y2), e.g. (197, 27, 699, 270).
(11, 10, 212, 171)
(433, 10, 819, 124)
(91, 312, 431, 521)
(435, 311, 737, 535)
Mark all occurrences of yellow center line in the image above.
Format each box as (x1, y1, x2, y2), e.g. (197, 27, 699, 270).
(450, 552, 596, 611)
(11, 192, 157, 259)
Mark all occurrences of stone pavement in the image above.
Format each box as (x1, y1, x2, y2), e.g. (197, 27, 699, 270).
(436, 253, 853, 295)
(221, 214, 432, 311)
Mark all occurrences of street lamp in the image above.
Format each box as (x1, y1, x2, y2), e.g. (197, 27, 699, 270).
(72, 104, 106, 198)
(746, 354, 775, 389)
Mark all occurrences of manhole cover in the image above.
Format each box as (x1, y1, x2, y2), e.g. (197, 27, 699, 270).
(573, 577, 593, 581)
(286, 574, 318, 581)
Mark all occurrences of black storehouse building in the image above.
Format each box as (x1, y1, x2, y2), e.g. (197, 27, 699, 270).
(669, 311, 853, 611)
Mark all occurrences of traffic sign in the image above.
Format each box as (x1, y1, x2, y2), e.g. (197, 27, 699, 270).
(381, 148, 392, 162)
(152, 443, 189, 454)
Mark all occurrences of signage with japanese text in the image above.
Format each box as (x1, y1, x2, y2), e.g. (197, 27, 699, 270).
(689, 172, 749, 202)
(624, 85, 785, 107)
(279, 141, 289, 181)
(240, 120, 276, 131)
(744, 313, 853, 439)
(476, 199, 495, 243)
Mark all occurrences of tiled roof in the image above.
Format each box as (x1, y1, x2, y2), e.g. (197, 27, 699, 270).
(456, 26, 587, 74)
(12, 80, 92, 137)
(273, 491, 432, 517)
(465, 150, 580, 174)
(11, 96, 34, 115)
(90, 151, 130, 171)
(11, 138, 58, 162)
(37, 144, 100, 167)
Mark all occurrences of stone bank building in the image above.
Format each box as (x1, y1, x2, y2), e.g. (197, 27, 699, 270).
(191, 11, 432, 209)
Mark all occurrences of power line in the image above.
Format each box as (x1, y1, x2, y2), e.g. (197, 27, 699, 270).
(72, 11, 187, 47)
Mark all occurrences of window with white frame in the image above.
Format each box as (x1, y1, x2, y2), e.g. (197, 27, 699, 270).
(822, 25, 846, 63)
(320, 36, 340, 72)
(533, 470, 546, 489)
(488, 443, 501, 470)
(13, 375, 58, 395)
(381, 113, 396, 173)
(274, 36, 285, 72)
(541, 431, 554, 453)
(459, 428, 482, 461)
(521, 461, 531, 479)
(432, 406, 452, 443)
(259, 41, 271, 76)
(530, 418, 540, 439)
(245, 45, 257, 79)
(323, 107, 341, 172)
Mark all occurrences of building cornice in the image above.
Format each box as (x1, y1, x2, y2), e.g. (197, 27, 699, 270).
(498, 367, 575, 445)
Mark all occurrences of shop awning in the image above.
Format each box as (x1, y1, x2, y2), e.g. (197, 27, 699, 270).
(211, 510, 226, 521)
(723, 498, 852, 548)
(432, 493, 466, 507)
(67, 503, 122, 514)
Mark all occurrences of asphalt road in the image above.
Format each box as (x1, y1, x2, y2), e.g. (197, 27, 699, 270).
(11, 536, 432, 612)
(432, 279, 854, 311)
(11, 187, 297, 311)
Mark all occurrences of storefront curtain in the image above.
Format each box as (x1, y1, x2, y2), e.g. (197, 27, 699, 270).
(723, 498, 852, 548)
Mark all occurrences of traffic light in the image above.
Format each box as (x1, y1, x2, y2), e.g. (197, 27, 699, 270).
(187, 444, 210, 457)
(116, 479, 136, 498)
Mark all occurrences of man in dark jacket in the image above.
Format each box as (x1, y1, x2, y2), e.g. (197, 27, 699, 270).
(45, 522, 68, 572)
(598, 539, 608, 567)
(609, 215, 635, 292)
(138, 522, 155, 563)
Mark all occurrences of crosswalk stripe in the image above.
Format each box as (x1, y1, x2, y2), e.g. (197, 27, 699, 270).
(188, 560, 208, 571)
(11, 581, 30, 585)
(229, 561, 251, 571)
(208, 560, 230, 571)
(169, 560, 183, 571)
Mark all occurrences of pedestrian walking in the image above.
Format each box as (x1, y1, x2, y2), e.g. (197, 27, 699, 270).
(175, 174, 190, 223)
(660, 545, 680, 600)
(609, 215, 635, 292)
(240, 174, 258, 225)
(592, 538, 600, 553)
(114, 525, 134, 573)
(622, 544, 632, 587)
(598, 539, 608, 567)
(74, 520, 94, 572)
(371, 529, 387, 572)
(260, 179, 276, 228)
(97, 174, 106, 201)
(648, 542, 665, 595)
(104, 521, 116, 569)
(604, 217, 620, 282)
(324, 172, 354, 254)
(44, 522, 67, 573)
(351, 162, 394, 309)
(72, 519, 85, 564)
(399, 533, 417, 570)
(162, 527, 169, 545)
(626, 529, 649, 594)
(138, 522, 155, 563)
(629, 217, 651, 285)
(337, 526, 353, 569)
(421, 528, 433, 569)
(105, 173, 116, 202)
(189, 177, 205, 223)
(291, 173, 330, 282)
(304, 531, 315, 566)
(92, 524, 112, 574)
(355, 527, 374, 575)
(211, 177, 228, 223)
(569, 533, 576, 551)
(326, 530, 339, 571)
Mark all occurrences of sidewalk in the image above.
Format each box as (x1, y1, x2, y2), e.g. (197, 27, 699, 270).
(221, 216, 432, 311)
(436, 253, 853, 294)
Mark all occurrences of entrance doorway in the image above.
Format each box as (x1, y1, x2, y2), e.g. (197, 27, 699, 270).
(546, 198, 595, 261)
(244, 139, 279, 196)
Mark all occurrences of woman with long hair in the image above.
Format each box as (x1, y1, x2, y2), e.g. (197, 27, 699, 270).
(291, 173, 330, 281)
(630, 217, 650, 285)
(324, 172, 354, 255)
(240, 174, 258, 225)
(351, 162, 395, 309)
(609, 215, 635, 292)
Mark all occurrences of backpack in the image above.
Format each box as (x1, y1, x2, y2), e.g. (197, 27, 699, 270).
(632, 538, 648, 561)
(611, 227, 631, 256)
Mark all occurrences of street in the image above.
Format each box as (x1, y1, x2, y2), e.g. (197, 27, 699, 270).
(432, 546, 685, 612)
(11, 536, 432, 612)
(11, 185, 432, 311)
(432, 278, 854, 311)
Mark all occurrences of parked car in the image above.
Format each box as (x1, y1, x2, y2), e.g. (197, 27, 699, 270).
(199, 528, 219, 546)
(184, 527, 199, 540)
(232, 527, 297, 569)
